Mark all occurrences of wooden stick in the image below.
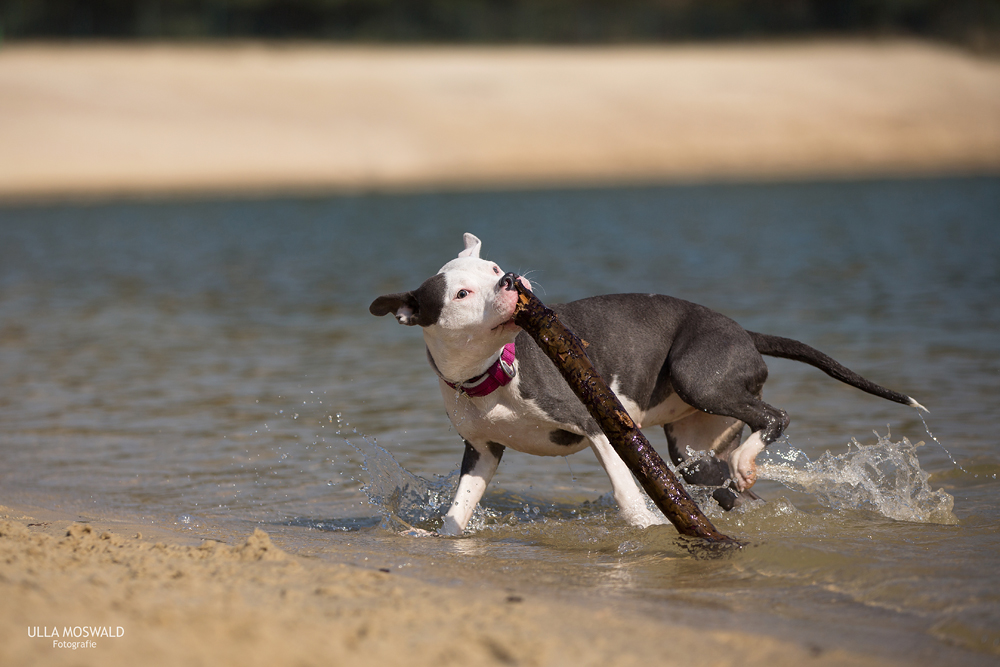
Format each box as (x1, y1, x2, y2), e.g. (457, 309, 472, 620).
(512, 282, 737, 544)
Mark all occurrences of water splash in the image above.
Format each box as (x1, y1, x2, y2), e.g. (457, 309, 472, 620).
(758, 432, 958, 525)
(339, 410, 959, 533)
(346, 430, 457, 532)
(917, 411, 975, 477)
(342, 422, 601, 534)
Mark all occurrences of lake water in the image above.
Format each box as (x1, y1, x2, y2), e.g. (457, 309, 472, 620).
(1, 176, 998, 663)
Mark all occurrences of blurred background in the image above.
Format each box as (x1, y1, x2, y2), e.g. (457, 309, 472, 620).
(1, 0, 998, 49)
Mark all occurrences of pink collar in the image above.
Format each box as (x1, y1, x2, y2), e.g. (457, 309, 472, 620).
(444, 343, 517, 397)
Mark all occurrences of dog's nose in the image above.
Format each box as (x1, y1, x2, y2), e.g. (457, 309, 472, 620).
(500, 272, 519, 291)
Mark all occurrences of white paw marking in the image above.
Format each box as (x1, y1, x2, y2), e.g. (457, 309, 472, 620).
(729, 431, 766, 492)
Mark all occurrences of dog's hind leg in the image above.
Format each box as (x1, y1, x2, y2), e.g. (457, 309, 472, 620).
(718, 398, 789, 491)
(664, 412, 758, 510)
(439, 440, 504, 536)
(668, 325, 790, 492)
(673, 394, 788, 492)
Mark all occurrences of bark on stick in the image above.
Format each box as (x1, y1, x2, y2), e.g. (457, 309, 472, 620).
(512, 283, 736, 544)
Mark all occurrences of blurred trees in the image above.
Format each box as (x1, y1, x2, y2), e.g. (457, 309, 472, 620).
(1, 0, 997, 50)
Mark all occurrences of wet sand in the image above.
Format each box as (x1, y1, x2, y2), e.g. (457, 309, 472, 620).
(1, 504, 899, 667)
(1, 40, 998, 200)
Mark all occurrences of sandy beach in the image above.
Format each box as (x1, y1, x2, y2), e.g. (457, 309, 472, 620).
(1, 503, 900, 667)
(1, 40, 998, 200)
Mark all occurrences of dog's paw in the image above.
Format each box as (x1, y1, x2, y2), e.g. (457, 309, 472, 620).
(631, 513, 668, 529)
(399, 526, 437, 537)
(728, 432, 766, 492)
(618, 500, 667, 529)
(730, 456, 757, 492)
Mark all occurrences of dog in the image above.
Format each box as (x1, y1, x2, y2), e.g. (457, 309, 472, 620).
(370, 233, 924, 535)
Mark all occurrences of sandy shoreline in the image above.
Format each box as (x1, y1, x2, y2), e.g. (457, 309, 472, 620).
(1, 502, 899, 667)
(1, 40, 999, 201)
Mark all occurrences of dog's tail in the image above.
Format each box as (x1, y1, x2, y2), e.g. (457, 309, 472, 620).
(749, 331, 927, 412)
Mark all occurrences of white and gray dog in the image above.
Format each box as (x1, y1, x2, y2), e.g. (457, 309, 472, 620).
(371, 233, 923, 535)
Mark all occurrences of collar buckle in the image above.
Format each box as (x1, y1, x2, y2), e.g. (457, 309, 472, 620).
(444, 342, 517, 398)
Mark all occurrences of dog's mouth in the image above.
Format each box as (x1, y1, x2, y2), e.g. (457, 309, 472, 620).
(491, 272, 527, 333)
(491, 316, 518, 332)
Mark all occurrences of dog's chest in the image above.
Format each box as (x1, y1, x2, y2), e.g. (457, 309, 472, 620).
(438, 377, 590, 457)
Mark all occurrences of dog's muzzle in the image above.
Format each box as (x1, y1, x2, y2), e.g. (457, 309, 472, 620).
(500, 272, 519, 291)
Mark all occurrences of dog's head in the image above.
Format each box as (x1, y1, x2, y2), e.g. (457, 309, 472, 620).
(370, 233, 530, 352)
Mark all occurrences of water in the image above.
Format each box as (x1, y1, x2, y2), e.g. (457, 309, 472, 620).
(1, 176, 998, 663)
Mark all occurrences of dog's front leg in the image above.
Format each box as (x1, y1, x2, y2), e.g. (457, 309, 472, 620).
(439, 440, 505, 536)
(589, 435, 666, 529)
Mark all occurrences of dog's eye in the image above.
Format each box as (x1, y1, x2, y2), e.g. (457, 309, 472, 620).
(493, 266, 500, 275)
(456, 289, 469, 299)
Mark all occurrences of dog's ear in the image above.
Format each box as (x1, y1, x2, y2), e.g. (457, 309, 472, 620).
(458, 233, 482, 259)
(370, 292, 420, 325)
(370, 274, 446, 327)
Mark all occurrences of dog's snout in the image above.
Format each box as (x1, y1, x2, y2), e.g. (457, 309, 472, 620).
(500, 272, 519, 291)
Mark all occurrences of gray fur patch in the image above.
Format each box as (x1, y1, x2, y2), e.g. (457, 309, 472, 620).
(549, 429, 584, 446)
